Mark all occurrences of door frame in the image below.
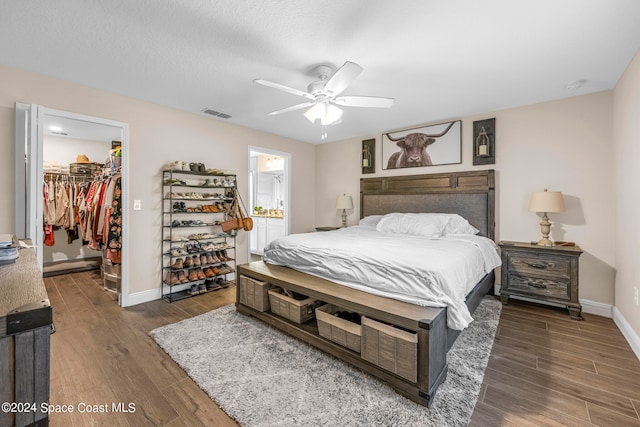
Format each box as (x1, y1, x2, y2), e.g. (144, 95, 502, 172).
(15, 103, 131, 307)
(247, 146, 291, 260)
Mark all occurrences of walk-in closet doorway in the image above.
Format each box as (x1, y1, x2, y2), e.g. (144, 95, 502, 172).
(15, 104, 131, 306)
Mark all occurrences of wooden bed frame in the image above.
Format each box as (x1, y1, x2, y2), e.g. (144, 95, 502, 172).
(236, 169, 496, 406)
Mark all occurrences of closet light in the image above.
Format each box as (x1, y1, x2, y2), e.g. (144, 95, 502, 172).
(49, 125, 62, 132)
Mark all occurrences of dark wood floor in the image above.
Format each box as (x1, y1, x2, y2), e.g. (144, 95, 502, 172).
(46, 271, 640, 426)
(472, 300, 640, 427)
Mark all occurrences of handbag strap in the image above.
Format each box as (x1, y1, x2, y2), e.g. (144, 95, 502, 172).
(236, 192, 249, 218)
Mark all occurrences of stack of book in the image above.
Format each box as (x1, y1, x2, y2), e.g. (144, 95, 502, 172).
(0, 234, 19, 265)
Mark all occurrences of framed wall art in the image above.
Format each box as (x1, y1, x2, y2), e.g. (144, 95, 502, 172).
(361, 138, 375, 174)
(382, 120, 461, 170)
(473, 118, 495, 165)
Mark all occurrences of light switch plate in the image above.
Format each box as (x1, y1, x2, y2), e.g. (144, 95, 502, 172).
(134, 200, 141, 210)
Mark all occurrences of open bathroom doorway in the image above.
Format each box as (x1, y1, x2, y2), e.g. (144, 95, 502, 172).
(247, 147, 290, 261)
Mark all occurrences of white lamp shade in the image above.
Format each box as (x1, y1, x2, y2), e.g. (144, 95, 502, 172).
(304, 102, 343, 125)
(528, 190, 565, 213)
(336, 195, 353, 210)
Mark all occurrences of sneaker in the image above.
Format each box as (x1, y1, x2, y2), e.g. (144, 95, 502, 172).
(187, 284, 199, 295)
(198, 283, 207, 293)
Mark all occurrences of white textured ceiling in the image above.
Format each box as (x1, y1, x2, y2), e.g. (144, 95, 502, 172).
(2, 0, 640, 144)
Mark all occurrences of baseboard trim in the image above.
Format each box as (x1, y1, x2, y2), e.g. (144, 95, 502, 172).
(580, 298, 613, 318)
(123, 287, 162, 307)
(613, 307, 640, 360)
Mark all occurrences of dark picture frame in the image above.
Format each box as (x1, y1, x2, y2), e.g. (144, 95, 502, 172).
(382, 120, 461, 170)
(361, 138, 375, 174)
(472, 118, 495, 165)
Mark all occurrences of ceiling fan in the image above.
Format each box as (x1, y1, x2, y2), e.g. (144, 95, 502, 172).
(254, 61, 394, 138)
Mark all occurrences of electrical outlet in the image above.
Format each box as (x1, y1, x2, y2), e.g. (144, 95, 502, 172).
(635, 287, 639, 305)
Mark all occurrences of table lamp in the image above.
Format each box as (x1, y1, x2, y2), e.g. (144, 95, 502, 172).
(528, 189, 565, 246)
(336, 194, 353, 228)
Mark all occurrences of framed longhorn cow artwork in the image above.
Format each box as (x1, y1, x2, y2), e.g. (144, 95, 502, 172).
(382, 120, 462, 170)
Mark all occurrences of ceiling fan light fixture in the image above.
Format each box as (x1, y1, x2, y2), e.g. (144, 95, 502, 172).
(322, 103, 343, 125)
(305, 102, 342, 125)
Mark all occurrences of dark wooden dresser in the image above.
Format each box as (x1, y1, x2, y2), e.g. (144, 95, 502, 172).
(0, 242, 52, 427)
(499, 241, 583, 319)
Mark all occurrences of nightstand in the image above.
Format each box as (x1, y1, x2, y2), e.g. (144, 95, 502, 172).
(315, 226, 341, 232)
(499, 241, 583, 320)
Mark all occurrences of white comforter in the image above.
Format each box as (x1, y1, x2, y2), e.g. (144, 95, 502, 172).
(263, 226, 502, 330)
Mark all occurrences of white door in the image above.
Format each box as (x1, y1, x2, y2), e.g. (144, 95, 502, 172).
(15, 103, 43, 264)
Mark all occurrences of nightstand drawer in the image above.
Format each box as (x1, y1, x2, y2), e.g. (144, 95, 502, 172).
(508, 275, 569, 300)
(508, 254, 570, 279)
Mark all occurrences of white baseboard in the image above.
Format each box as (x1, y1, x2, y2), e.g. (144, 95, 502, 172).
(122, 287, 163, 307)
(613, 307, 640, 360)
(580, 298, 613, 318)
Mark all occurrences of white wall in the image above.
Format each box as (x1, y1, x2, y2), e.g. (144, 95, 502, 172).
(315, 91, 615, 307)
(613, 49, 640, 343)
(0, 64, 316, 297)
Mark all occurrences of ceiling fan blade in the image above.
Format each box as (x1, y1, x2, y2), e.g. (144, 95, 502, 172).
(254, 79, 315, 100)
(268, 101, 317, 116)
(334, 96, 394, 108)
(324, 61, 363, 96)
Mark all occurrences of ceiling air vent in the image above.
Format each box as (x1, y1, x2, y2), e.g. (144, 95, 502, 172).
(201, 108, 232, 119)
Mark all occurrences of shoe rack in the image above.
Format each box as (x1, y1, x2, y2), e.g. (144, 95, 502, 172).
(162, 168, 237, 302)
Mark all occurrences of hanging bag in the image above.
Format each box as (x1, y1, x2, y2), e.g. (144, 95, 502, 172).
(220, 196, 243, 232)
(236, 193, 253, 231)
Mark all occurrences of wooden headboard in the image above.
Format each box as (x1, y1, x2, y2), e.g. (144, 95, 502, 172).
(360, 170, 496, 241)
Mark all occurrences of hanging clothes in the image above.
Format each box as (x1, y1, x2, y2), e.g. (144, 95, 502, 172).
(42, 172, 123, 264)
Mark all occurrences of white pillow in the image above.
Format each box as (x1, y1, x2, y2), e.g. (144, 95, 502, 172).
(376, 213, 450, 238)
(441, 214, 480, 235)
(358, 215, 384, 228)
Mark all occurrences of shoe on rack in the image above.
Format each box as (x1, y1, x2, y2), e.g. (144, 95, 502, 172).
(192, 255, 201, 267)
(221, 249, 232, 260)
(210, 251, 221, 263)
(198, 283, 207, 293)
(170, 246, 187, 256)
(200, 254, 208, 266)
(188, 269, 198, 282)
(206, 252, 216, 264)
(171, 258, 184, 270)
(211, 266, 222, 276)
(164, 272, 179, 285)
(184, 256, 194, 268)
(187, 284, 199, 295)
(203, 267, 215, 278)
(177, 270, 188, 284)
(196, 268, 206, 280)
(205, 278, 222, 291)
(190, 162, 198, 172)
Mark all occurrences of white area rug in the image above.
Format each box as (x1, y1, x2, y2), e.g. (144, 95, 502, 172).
(150, 297, 501, 426)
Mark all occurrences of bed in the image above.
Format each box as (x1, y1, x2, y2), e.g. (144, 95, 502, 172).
(236, 169, 497, 406)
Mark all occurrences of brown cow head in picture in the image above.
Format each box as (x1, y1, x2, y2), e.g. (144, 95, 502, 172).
(383, 121, 460, 170)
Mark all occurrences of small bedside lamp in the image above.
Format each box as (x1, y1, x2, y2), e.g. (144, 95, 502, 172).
(528, 189, 565, 246)
(336, 194, 353, 228)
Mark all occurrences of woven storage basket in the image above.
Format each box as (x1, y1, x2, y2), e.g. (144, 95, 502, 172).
(361, 316, 418, 382)
(239, 275, 272, 312)
(315, 304, 362, 353)
(268, 288, 319, 324)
